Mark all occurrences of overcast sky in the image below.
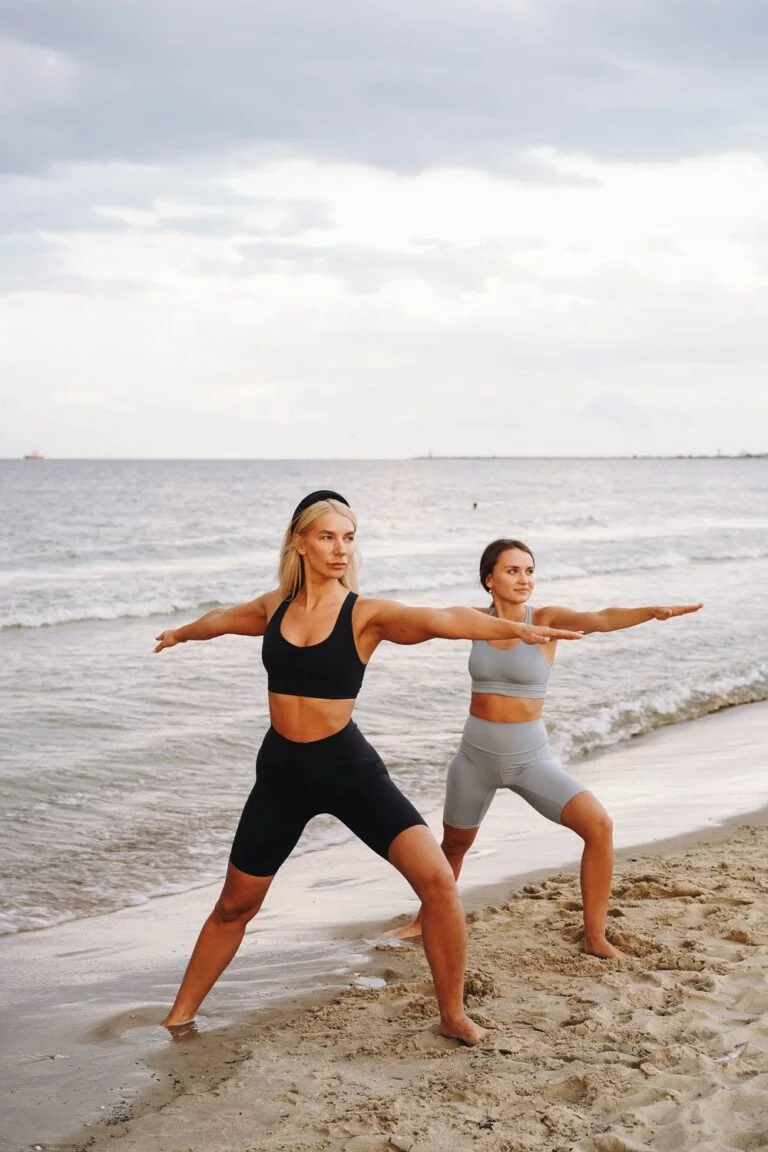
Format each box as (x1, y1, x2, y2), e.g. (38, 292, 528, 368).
(2, 0, 767, 458)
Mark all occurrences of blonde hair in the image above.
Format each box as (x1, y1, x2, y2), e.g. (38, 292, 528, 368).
(277, 498, 360, 599)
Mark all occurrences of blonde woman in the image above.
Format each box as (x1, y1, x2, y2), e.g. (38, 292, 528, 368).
(154, 492, 582, 1044)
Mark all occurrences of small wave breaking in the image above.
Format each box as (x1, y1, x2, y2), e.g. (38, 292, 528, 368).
(4, 545, 768, 631)
(558, 664, 768, 764)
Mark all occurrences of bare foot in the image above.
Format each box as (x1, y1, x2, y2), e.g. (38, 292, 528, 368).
(583, 934, 622, 959)
(161, 1016, 199, 1040)
(383, 918, 423, 941)
(439, 1014, 488, 1047)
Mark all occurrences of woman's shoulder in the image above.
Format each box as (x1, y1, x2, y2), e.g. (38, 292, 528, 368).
(529, 604, 565, 626)
(353, 595, 395, 622)
(351, 596, 428, 629)
(261, 588, 288, 625)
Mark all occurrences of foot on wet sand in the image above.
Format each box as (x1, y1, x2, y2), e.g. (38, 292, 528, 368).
(161, 1016, 199, 1040)
(383, 918, 423, 942)
(583, 934, 623, 959)
(439, 1014, 488, 1047)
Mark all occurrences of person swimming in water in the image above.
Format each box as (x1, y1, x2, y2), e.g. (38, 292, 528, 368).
(154, 499, 583, 1043)
(387, 537, 702, 958)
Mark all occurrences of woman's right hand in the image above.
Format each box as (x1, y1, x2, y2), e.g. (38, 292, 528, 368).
(154, 630, 182, 653)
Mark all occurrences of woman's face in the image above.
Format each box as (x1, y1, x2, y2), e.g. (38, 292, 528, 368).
(296, 511, 356, 581)
(487, 547, 535, 603)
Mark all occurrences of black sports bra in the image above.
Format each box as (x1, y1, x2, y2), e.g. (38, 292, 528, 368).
(262, 591, 367, 700)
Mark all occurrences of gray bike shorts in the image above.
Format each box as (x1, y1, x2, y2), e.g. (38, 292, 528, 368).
(443, 715, 587, 830)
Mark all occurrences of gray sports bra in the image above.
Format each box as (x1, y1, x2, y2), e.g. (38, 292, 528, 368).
(468, 605, 551, 699)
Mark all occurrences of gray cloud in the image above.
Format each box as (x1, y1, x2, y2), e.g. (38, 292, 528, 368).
(0, 158, 337, 289)
(2, 0, 767, 176)
(2, 1, 767, 461)
(0, 162, 262, 235)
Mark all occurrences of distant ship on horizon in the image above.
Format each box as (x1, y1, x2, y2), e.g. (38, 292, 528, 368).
(23, 450, 44, 460)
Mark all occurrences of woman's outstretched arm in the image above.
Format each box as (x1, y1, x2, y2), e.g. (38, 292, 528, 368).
(537, 603, 703, 635)
(366, 602, 583, 647)
(153, 593, 274, 652)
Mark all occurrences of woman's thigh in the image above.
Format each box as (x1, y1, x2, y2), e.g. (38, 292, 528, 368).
(443, 742, 499, 830)
(504, 748, 587, 825)
(329, 761, 427, 860)
(229, 774, 311, 877)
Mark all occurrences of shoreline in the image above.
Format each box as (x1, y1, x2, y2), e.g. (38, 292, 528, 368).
(2, 690, 764, 943)
(2, 699, 766, 1152)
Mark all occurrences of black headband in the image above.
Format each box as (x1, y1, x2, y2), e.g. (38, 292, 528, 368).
(290, 489, 350, 531)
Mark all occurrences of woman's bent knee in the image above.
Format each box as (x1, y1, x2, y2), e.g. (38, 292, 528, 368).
(442, 830, 477, 856)
(561, 792, 613, 840)
(419, 862, 457, 903)
(214, 896, 262, 925)
(581, 809, 613, 844)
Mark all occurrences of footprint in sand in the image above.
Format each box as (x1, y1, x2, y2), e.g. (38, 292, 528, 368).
(411, 1026, 469, 1053)
(681, 973, 717, 993)
(541, 1075, 590, 1104)
(604, 930, 657, 957)
(614, 881, 704, 900)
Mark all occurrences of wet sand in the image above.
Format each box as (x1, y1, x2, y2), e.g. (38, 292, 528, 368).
(2, 700, 767, 1152)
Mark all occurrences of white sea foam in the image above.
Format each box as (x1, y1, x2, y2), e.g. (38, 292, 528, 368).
(559, 664, 768, 763)
(0, 598, 220, 630)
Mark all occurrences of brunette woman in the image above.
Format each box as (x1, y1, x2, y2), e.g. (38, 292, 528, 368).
(388, 537, 702, 957)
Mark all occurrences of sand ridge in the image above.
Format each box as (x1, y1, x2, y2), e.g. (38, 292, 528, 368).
(65, 823, 768, 1152)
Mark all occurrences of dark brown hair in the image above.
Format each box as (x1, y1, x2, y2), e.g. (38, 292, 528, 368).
(479, 538, 535, 592)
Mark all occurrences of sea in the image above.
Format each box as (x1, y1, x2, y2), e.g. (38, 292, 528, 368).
(2, 456, 767, 939)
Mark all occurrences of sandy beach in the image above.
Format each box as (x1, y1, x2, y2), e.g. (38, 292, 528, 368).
(60, 811, 768, 1152)
(3, 701, 768, 1152)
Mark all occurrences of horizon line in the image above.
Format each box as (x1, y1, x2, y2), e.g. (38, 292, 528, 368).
(3, 452, 766, 463)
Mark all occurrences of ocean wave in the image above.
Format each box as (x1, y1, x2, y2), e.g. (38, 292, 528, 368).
(0, 598, 225, 631)
(0, 819, 353, 935)
(0, 530, 276, 572)
(0, 881, 206, 937)
(559, 664, 768, 763)
(365, 546, 766, 595)
(3, 544, 768, 630)
(541, 551, 689, 580)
